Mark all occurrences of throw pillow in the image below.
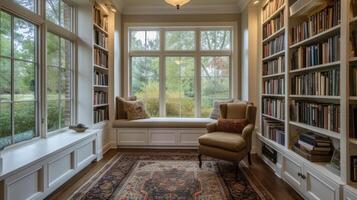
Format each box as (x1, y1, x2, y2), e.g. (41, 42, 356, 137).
(209, 99, 234, 119)
(124, 100, 150, 120)
(115, 96, 136, 119)
(217, 119, 248, 133)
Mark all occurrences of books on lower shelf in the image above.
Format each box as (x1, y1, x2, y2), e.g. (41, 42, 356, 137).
(262, 0, 285, 22)
(93, 4, 108, 32)
(293, 132, 333, 162)
(263, 118, 285, 146)
(263, 77, 285, 94)
(263, 11, 284, 39)
(94, 30, 108, 49)
(263, 34, 285, 58)
(94, 48, 108, 68)
(93, 107, 108, 123)
(93, 91, 108, 105)
(263, 98, 285, 120)
(351, 30, 357, 57)
(263, 56, 285, 76)
(351, 156, 357, 182)
(350, 105, 357, 139)
(291, 69, 340, 96)
(94, 71, 108, 86)
(290, 100, 340, 133)
(262, 143, 278, 164)
(351, 0, 357, 18)
(290, 35, 340, 70)
(350, 65, 357, 96)
(290, 0, 341, 44)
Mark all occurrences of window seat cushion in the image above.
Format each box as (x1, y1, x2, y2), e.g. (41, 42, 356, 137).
(112, 117, 216, 128)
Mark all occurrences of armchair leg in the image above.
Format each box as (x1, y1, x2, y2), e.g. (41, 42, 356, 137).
(198, 154, 202, 168)
(248, 153, 252, 165)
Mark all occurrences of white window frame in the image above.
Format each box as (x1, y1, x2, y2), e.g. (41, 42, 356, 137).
(0, 0, 78, 150)
(124, 22, 239, 117)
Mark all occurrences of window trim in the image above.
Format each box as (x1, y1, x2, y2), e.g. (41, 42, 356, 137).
(124, 22, 239, 117)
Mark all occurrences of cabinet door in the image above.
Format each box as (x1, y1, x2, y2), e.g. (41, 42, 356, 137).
(282, 155, 304, 192)
(303, 166, 340, 200)
(149, 129, 178, 145)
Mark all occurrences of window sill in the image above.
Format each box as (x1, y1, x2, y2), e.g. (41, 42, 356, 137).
(0, 129, 98, 180)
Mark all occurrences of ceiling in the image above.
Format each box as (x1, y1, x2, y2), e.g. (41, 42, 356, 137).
(113, 0, 251, 15)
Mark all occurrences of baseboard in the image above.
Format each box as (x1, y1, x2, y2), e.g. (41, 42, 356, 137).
(102, 142, 115, 154)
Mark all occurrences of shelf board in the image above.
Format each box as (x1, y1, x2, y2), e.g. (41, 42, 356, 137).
(93, 85, 108, 88)
(289, 61, 340, 74)
(262, 5, 285, 25)
(262, 50, 285, 62)
(262, 27, 285, 43)
(262, 94, 285, 98)
(257, 131, 286, 152)
(289, 121, 340, 139)
(93, 23, 109, 35)
(289, 0, 325, 18)
(289, 25, 341, 49)
(93, 44, 108, 52)
(350, 96, 357, 101)
(94, 64, 109, 71)
(289, 95, 340, 100)
(262, 72, 285, 79)
(350, 138, 357, 145)
(93, 104, 109, 108)
(350, 57, 357, 63)
(262, 114, 285, 123)
(351, 16, 357, 24)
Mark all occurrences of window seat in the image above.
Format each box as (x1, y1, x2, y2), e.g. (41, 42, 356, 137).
(112, 117, 216, 128)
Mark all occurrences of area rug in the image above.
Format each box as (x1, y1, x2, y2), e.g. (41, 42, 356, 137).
(69, 151, 274, 200)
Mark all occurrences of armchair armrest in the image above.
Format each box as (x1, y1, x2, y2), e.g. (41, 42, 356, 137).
(206, 122, 217, 133)
(242, 123, 255, 139)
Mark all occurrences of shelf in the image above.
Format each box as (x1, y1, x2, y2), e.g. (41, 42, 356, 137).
(262, 4, 285, 25)
(350, 96, 357, 101)
(289, 95, 340, 100)
(262, 27, 285, 43)
(262, 114, 285, 123)
(350, 139, 357, 145)
(289, 121, 340, 139)
(93, 85, 108, 88)
(289, 61, 340, 74)
(289, 25, 340, 49)
(257, 131, 286, 153)
(350, 57, 357, 63)
(351, 16, 357, 24)
(93, 44, 108, 52)
(262, 94, 285, 98)
(94, 64, 109, 71)
(262, 50, 285, 62)
(262, 72, 285, 79)
(93, 104, 109, 108)
(93, 23, 108, 35)
(289, 0, 325, 17)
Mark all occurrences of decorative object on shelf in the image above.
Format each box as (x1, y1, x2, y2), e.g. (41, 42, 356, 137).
(164, 0, 191, 10)
(351, 156, 357, 182)
(326, 148, 341, 176)
(69, 123, 88, 133)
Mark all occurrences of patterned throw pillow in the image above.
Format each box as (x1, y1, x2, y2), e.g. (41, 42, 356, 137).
(124, 100, 150, 120)
(209, 99, 234, 119)
(217, 119, 248, 133)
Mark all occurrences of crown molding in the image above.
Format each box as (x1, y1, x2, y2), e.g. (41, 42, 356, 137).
(237, 0, 251, 13)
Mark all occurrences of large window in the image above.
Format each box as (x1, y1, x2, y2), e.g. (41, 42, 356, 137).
(46, 0, 72, 31)
(128, 27, 233, 118)
(0, 11, 38, 149)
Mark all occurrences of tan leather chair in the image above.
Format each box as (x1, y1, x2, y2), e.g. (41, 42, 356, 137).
(198, 101, 257, 179)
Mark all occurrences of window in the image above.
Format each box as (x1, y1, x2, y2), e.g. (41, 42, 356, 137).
(0, 11, 38, 149)
(128, 27, 233, 118)
(46, 32, 73, 132)
(14, 0, 37, 12)
(46, 0, 72, 31)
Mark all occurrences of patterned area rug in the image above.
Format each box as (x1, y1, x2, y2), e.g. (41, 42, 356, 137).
(69, 151, 274, 200)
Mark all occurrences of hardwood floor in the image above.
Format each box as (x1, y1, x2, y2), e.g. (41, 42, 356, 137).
(47, 149, 303, 200)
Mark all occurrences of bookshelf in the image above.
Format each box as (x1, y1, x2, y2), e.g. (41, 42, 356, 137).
(258, 0, 357, 196)
(92, 2, 113, 124)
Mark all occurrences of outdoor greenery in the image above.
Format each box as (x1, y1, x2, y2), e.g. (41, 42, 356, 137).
(130, 29, 231, 117)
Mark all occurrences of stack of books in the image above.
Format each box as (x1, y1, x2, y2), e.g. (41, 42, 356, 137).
(94, 30, 108, 49)
(263, 118, 285, 145)
(350, 105, 357, 138)
(93, 107, 109, 123)
(93, 91, 108, 105)
(263, 56, 285, 76)
(262, 0, 285, 22)
(94, 71, 109, 86)
(263, 77, 285, 94)
(263, 34, 285, 58)
(263, 11, 284, 39)
(263, 98, 285, 120)
(293, 132, 333, 162)
(94, 48, 108, 67)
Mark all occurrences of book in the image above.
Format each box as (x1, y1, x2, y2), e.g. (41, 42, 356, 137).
(263, 78, 285, 94)
(262, 118, 285, 145)
(263, 98, 285, 120)
(263, 56, 285, 76)
(293, 145, 332, 162)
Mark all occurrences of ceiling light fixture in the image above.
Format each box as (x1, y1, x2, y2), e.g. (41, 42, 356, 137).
(165, 0, 191, 10)
(253, 0, 260, 5)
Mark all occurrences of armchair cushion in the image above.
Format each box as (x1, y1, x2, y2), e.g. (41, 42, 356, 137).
(216, 119, 248, 133)
(199, 132, 246, 152)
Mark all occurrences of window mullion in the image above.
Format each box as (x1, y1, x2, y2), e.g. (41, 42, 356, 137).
(159, 29, 165, 117)
(195, 29, 201, 117)
(10, 15, 15, 144)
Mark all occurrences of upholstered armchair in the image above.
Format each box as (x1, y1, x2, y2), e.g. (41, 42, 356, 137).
(198, 101, 257, 178)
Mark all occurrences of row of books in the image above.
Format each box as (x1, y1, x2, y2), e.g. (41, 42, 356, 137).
(290, 0, 341, 44)
(94, 71, 108, 86)
(93, 5, 108, 31)
(262, 118, 285, 146)
(94, 30, 108, 49)
(290, 35, 340, 70)
(262, 144, 277, 164)
(351, 0, 357, 18)
(263, 34, 285, 58)
(263, 78, 285, 94)
(263, 56, 285, 76)
(351, 30, 357, 57)
(262, 0, 285, 22)
(94, 48, 108, 68)
(291, 69, 340, 96)
(263, 11, 284, 39)
(290, 100, 340, 133)
(293, 132, 333, 162)
(93, 107, 109, 123)
(350, 105, 357, 138)
(351, 66, 357, 96)
(93, 91, 108, 105)
(262, 98, 285, 120)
